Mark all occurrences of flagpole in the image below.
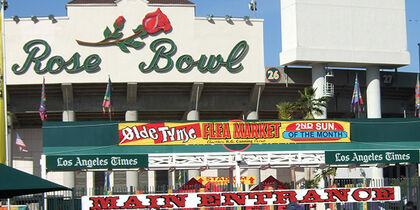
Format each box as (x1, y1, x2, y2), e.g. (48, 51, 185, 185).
(0, 0, 9, 167)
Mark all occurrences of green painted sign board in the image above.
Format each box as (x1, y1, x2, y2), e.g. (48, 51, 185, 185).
(325, 150, 419, 164)
(46, 154, 148, 170)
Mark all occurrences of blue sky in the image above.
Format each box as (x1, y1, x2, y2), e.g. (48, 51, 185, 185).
(4, 0, 420, 73)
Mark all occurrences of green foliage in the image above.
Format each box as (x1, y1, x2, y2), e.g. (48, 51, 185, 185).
(314, 167, 337, 187)
(276, 87, 328, 119)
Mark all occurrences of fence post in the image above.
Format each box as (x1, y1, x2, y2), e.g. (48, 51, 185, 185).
(417, 176, 420, 210)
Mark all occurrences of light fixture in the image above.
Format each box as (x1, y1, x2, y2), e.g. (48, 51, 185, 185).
(243, 16, 250, 22)
(169, 167, 176, 172)
(225, 15, 232, 22)
(12, 16, 19, 23)
(200, 166, 207, 172)
(206, 14, 213, 22)
(31, 16, 39, 23)
(48, 14, 57, 23)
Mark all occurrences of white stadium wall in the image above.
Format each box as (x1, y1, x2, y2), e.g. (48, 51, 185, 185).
(280, 0, 410, 68)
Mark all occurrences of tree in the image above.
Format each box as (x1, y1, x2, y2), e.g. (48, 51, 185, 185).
(277, 87, 331, 188)
(277, 87, 328, 119)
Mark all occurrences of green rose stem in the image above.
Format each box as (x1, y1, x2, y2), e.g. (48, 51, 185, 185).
(76, 28, 146, 46)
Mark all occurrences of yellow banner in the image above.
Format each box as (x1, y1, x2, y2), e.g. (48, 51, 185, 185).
(195, 176, 257, 185)
(118, 120, 350, 145)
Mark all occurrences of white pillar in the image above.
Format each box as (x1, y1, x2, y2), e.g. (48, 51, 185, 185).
(247, 111, 258, 120)
(366, 66, 383, 181)
(187, 110, 199, 121)
(125, 111, 139, 191)
(62, 111, 75, 188)
(187, 110, 200, 181)
(235, 162, 241, 187)
(366, 66, 382, 118)
(86, 172, 95, 196)
(311, 64, 327, 119)
(148, 171, 156, 192)
(246, 111, 260, 187)
(168, 170, 176, 189)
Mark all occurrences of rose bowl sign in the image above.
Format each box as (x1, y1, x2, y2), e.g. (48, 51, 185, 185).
(6, 4, 265, 84)
(81, 187, 400, 209)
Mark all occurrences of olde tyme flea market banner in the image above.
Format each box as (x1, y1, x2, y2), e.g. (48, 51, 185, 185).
(82, 187, 399, 209)
(118, 121, 350, 145)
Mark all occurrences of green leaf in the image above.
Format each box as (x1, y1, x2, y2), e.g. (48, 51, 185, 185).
(139, 30, 147, 37)
(103, 27, 112, 38)
(111, 32, 123, 39)
(123, 38, 134, 45)
(132, 25, 144, 33)
(131, 41, 144, 49)
(116, 42, 130, 53)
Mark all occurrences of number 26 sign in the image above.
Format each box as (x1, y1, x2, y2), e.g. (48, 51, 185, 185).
(265, 67, 281, 83)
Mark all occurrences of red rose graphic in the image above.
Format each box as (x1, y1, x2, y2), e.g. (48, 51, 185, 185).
(142, 8, 171, 34)
(114, 16, 125, 29)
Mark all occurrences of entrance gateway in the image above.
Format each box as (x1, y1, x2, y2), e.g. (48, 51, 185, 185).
(42, 119, 419, 208)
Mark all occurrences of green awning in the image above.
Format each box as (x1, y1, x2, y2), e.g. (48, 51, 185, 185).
(0, 164, 70, 198)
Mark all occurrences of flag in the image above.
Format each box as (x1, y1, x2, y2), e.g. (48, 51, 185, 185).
(39, 78, 47, 121)
(104, 171, 112, 195)
(15, 133, 28, 152)
(415, 74, 420, 117)
(351, 73, 364, 112)
(102, 77, 112, 114)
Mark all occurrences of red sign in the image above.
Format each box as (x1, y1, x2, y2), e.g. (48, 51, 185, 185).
(82, 187, 400, 209)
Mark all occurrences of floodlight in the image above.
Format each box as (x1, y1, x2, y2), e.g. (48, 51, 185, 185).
(12, 16, 19, 23)
(31, 16, 39, 23)
(48, 14, 57, 23)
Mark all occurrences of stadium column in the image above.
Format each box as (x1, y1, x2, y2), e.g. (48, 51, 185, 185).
(311, 63, 327, 119)
(187, 110, 200, 180)
(62, 110, 75, 188)
(125, 110, 139, 192)
(366, 66, 383, 181)
(310, 64, 327, 183)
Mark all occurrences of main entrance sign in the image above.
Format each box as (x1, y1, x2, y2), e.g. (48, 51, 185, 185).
(118, 120, 350, 145)
(82, 187, 400, 209)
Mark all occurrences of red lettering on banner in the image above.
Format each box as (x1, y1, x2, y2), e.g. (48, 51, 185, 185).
(273, 123, 281, 138)
(121, 196, 146, 209)
(161, 194, 188, 208)
(223, 123, 231, 138)
(301, 190, 326, 203)
(202, 123, 210, 139)
(198, 193, 221, 207)
(273, 191, 298, 204)
(146, 195, 161, 208)
(234, 123, 245, 138)
(222, 192, 248, 206)
(249, 192, 273, 205)
(259, 123, 268, 138)
(324, 189, 350, 202)
(89, 196, 120, 209)
(373, 188, 394, 201)
(352, 188, 372, 201)
(251, 123, 259, 138)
